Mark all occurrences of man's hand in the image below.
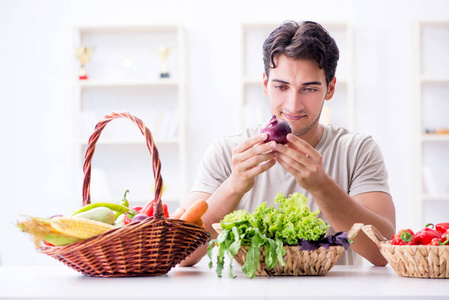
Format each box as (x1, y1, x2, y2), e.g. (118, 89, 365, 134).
(228, 132, 277, 195)
(274, 133, 327, 191)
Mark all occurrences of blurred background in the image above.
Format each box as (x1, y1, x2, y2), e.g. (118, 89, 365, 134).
(1, 0, 448, 266)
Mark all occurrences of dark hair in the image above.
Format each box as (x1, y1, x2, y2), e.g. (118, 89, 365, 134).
(262, 20, 339, 86)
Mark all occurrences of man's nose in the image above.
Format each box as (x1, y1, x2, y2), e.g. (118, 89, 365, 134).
(285, 91, 304, 112)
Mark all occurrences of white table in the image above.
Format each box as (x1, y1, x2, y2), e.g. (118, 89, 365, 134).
(0, 259, 447, 299)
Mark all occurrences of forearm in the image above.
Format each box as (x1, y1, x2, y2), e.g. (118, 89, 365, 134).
(310, 175, 395, 266)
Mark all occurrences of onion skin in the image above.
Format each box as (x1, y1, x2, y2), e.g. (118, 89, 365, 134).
(260, 115, 292, 144)
(131, 214, 149, 223)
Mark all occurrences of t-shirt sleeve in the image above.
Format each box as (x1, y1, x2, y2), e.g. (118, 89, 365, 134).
(191, 139, 233, 194)
(349, 137, 390, 197)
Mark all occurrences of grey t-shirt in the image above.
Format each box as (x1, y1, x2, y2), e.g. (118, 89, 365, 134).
(192, 124, 390, 265)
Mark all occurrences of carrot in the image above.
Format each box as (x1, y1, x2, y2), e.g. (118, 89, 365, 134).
(180, 199, 208, 224)
(194, 218, 203, 226)
(171, 207, 186, 219)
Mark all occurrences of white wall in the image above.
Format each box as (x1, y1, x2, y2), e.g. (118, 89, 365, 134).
(1, 0, 448, 266)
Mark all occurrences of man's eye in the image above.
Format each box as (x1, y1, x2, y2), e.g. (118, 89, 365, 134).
(303, 87, 318, 92)
(275, 85, 287, 91)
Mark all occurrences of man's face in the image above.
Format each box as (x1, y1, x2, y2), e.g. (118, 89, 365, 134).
(263, 55, 335, 137)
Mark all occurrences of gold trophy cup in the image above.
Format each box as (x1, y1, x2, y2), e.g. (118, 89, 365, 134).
(76, 47, 92, 80)
(159, 47, 170, 78)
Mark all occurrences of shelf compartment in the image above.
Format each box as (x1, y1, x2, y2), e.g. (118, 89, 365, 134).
(76, 79, 179, 88)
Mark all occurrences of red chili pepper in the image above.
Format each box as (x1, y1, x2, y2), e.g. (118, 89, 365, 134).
(430, 234, 449, 246)
(163, 203, 169, 218)
(415, 224, 441, 245)
(441, 230, 449, 243)
(391, 229, 417, 245)
(124, 209, 139, 225)
(435, 222, 449, 235)
(141, 199, 169, 218)
(44, 241, 55, 247)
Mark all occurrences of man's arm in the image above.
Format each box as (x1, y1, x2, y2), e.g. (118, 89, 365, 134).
(308, 177, 395, 266)
(275, 134, 395, 266)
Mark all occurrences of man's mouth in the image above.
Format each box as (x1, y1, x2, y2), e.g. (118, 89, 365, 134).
(282, 112, 306, 121)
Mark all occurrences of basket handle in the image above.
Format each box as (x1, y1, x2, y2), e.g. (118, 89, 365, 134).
(347, 223, 364, 241)
(82, 112, 164, 217)
(361, 225, 388, 248)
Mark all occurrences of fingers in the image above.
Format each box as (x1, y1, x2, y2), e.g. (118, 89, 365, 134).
(233, 133, 277, 165)
(231, 133, 277, 179)
(234, 133, 269, 153)
(285, 134, 314, 157)
(274, 134, 321, 174)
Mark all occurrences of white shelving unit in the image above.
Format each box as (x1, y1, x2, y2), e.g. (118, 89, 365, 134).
(414, 21, 449, 225)
(238, 21, 354, 132)
(71, 24, 186, 213)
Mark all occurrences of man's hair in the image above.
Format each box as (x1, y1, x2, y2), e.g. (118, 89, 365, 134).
(262, 20, 339, 86)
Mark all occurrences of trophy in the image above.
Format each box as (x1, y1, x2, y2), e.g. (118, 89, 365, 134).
(76, 46, 91, 80)
(159, 47, 170, 78)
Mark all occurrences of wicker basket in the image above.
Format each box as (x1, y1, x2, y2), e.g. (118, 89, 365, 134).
(362, 225, 449, 278)
(212, 223, 363, 276)
(39, 112, 210, 277)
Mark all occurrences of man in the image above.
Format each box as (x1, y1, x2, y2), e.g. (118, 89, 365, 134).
(181, 20, 395, 266)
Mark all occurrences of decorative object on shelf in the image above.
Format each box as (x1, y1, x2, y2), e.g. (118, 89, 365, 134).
(425, 127, 449, 135)
(76, 46, 92, 80)
(320, 106, 331, 124)
(159, 47, 170, 78)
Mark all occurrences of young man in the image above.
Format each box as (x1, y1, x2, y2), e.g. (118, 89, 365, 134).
(181, 21, 395, 266)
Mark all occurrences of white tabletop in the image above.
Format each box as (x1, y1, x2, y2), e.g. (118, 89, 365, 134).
(0, 259, 448, 300)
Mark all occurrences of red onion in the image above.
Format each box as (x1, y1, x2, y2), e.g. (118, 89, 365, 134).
(260, 115, 292, 144)
(131, 213, 149, 223)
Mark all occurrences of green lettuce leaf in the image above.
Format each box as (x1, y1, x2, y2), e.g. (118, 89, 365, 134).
(208, 192, 333, 278)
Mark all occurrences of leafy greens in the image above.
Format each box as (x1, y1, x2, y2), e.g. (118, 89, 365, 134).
(208, 192, 350, 278)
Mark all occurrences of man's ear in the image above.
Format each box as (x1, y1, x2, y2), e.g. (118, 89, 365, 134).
(263, 72, 268, 97)
(325, 77, 337, 100)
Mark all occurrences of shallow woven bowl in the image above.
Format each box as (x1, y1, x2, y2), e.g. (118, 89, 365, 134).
(362, 225, 449, 278)
(212, 223, 362, 276)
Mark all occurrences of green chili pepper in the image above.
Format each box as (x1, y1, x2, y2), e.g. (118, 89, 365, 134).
(114, 190, 130, 219)
(71, 202, 130, 217)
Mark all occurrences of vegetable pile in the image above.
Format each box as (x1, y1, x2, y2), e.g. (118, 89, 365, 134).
(17, 190, 208, 247)
(391, 222, 449, 246)
(208, 192, 350, 278)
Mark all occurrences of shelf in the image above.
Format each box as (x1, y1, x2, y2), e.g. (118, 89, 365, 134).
(414, 21, 449, 226)
(421, 133, 449, 141)
(75, 78, 179, 89)
(77, 137, 180, 146)
(422, 194, 449, 201)
(420, 76, 449, 83)
(72, 24, 187, 210)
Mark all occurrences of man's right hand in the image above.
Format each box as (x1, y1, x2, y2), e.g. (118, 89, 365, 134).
(228, 132, 277, 195)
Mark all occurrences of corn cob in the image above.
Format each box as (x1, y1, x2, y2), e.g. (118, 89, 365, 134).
(17, 216, 68, 246)
(50, 217, 115, 239)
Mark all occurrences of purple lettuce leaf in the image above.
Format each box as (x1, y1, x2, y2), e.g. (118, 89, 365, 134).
(298, 231, 350, 251)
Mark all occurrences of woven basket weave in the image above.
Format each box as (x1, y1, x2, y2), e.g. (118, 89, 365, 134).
(362, 225, 449, 278)
(39, 112, 210, 277)
(213, 223, 362, 276)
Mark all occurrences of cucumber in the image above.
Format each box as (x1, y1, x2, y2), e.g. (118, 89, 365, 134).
(72, 207, 115, 225)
